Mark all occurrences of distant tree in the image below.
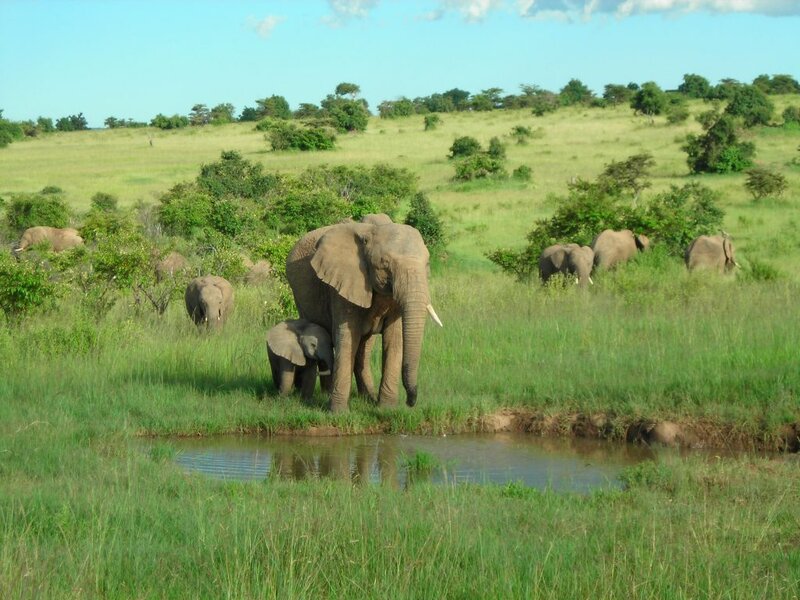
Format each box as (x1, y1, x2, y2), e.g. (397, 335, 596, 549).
(421, 93, 455, 113)
(294, 103, 322, 119)
(724, 85, 774, 127)
(469, 93, 494, 112)
(210, 103, 235, 124)
(321, 96, 369, 132)
(0, 117, 24, 148)
(105, 117, 122, 129)
(55, 113, 88, 131)
(744, 167, 787, 200)
(335, 82, 361, 98)
(238, 106, 260, 122)
(448, 136, 481, 159)
(36, 117, 55, 133)
(603, 84, 634, 105)
(683, 113, 755, 174)
(256, 95, 291, 120)
(150, 114, 190, 129)
(404, 192, 445, 251)
(678, 74, 712, 99)
(442, 88, 471, 111)
(630, 82, 667, 117)
(559, 79, 594, 106)
(710, 78, 742, 100)
(378, 98, 415, 119)
(765, 74, 800, 94)
(597, 152, 655, 200)
(189, 104, 210, 126)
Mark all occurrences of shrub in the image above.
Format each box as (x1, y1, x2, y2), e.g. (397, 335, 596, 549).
(321, 97, 369, 133)
(404, 193, 445, 251)
(512, 165, 532, 181)
(744, 167, 787, 200)
(266, 187, 349, 234)
(91, 230, 156, 289)
(630, 82, 667, 117)
(196, 231, 249, 281)
(0, 118, 24, 148)
(782, 106, 800, 126)
(448, 136, 481, 159)
(487, 137, 506, 160)
(150, 114, 190, 129)
(90, 192, 118, 212)
(453, 154, 507, 181)
(683, 113, 755, 174)
(423, 114, 440, 131)
(0, 253, 59, 322)
(724, 85, 774, 128)
(265, 121, 336, 151)
(511, 125, 533, 144)
(196, 151, 276, 199)
(5, 190, 70, 233)
(157, 183, 214, 237)
(247, 234, 297, 281)
(81, 210, 138, 243)
(666, 102, 690, 125)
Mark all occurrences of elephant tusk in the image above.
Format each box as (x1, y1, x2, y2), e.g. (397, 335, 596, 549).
(427, 304, 443, 327)
(319, 369, 331, 376)
(589, 276, 594, 285)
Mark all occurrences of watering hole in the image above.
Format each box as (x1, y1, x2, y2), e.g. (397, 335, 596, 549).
(166, 433, 661, 492)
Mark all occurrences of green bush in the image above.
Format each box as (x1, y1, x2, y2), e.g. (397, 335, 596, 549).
(404, 193, 445, 251)
(196, 231, 249, 281)
(196, 151, 276, 199)
(724, 85, 774, 128)
(0, 253, 59, 322)
(81, 210, 138, 243)
(150, 114, 190, 129)
(5, 190, 70, 233)
(782, 106, 800, 126)
(423, 114, 441, 131)
(453, 154, 507, 181)
(511, 125, 532, 145)
(512, 165, 532, 181)
(157, 183, 214, 237)
(265, 121, 336, 151)
(744, 167, 788, 200)
(683, 113, 755, 174)
(448, 136, 481, 159)
(90, 192, 118, 212)
(630, 82, 668, 117)
(266, 187, 349, 234)
(91, 230, 156, 289)
(487, 137, 506, 160)
(321, 97, 369, 133)
(247, 234, 297, 281)
(0, 118, 24, 148)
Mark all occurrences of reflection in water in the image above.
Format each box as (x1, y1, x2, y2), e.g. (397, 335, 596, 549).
(170, 433, 655, 493)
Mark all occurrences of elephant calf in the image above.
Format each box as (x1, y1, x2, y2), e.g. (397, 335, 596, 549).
(685, 235, 738, 273)
(539, 243, 594, 287)
(184, 276, 234, 329)
(16, 226, 84, 254)
(267, 319, 333, 399)
(591, 229, 649, 270)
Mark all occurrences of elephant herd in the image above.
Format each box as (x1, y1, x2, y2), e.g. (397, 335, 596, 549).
(538, 229, 738, 286)
(12, 221, 737, 413)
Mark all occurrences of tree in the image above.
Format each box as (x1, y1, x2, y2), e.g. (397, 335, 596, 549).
(210, 103, 235, 124)
(189, 104, 210, 126)
(150, 114, 189, 129)
(294, 103, 322, 119)
(335, 82, 361, 98)
(630, 82, 667, 117)
(321, 96, 369, 133)
(724, 85, 774, 127)
(753, 74, 800, 95)
(442, 88, 471, 111)
(597, 152, 655, 200)
(603, 84, 634, 105)
(404, 193, 445, 251)
(683, 113, 755, 174)
(256, 95, 291, 120)
(55, 113, 88, 131)
(744, 168, 787, 200)
(238, 106, 260, 122)
(710, 78, 742, 100)
(378, 98, 415, 119)
(448, 136, 481, 159)
(559, 79, 594, 106)
(678, 74, 711, 99)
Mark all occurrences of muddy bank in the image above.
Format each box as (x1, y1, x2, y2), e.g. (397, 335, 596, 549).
(270, 410, 799, 453)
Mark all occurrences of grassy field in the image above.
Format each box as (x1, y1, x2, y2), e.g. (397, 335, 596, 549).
(1, 101, 799, 597)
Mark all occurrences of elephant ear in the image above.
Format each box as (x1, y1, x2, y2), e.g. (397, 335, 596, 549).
(268, 322, 306, 366)
(311, 224, 372, 308)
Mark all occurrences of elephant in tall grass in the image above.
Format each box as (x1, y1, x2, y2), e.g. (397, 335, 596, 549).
(184, 276, 234, 330)
(539, 244, 594, 287)
(267, 319, 333, 399)
(286, 221, 442, 412)
(685, 235, 738, 273)
(591, 229, 649, 270)
(155, 251, 190, 281)
(15, 226, 84, 254)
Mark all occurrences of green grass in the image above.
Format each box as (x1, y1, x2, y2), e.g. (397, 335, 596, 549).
(1, 100, 799, 597)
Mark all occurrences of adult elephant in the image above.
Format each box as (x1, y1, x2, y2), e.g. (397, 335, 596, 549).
(591, 229, 650, 270)
(15, 226, 84, 254)
(267, 318, 333, 399)
(539, 244, 594, 287)
(685, 235, 738, 273)
(286, 221, 442, 412)
(184, 275, 234, 330)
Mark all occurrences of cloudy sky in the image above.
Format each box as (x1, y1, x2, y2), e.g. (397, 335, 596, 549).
(1, 0, 798, 127)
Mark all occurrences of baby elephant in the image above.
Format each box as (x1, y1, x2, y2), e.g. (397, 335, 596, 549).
(267, 319, 333, 399)
(685, 235, 738, 273)
(185, 276, 234, 329)
(539, 243, 595, 287)
(16, 226, 84, 254)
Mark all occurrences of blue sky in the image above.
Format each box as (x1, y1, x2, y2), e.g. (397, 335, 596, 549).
(1, 0, 798, 127)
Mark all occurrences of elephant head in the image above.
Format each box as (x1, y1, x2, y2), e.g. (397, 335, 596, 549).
(185, 276, 234, 330)
(267, 319, 333, 376)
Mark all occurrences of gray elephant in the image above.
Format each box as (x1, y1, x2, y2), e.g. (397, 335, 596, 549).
(360, 213, 393, 225)
(155, 251, 190, 281)
(244, 260, 272, 285)
(16, 226, 84, 254)
(267, 319, 333, 399)
(591, 229, 650, 270)
(539, 244, 594, 287)
(184, 275, 234, 329)
(685, 235, 738, 273)
(286, 221, 442, 412)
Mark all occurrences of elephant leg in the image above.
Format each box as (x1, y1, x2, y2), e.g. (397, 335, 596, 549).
(269, 352, 294, 395)
(298, 363, 319, 400)
(355, 335, 377, 402)
(378, 313, 403, 408)
(330, 311, 360, 413)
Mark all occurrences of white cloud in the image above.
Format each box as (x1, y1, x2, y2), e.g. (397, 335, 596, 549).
(323, 0, 380, 26)
(438, 0, 506, 21)
(518, 0, 800, 19)
(247, 15, 285, 38)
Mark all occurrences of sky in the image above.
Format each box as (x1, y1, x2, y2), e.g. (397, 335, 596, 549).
(1, 0, 799, 128)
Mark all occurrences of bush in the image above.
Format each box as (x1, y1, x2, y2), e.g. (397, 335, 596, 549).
(197, 151, 276, 199)
(724, 85, 774, 128)
(423, 114, 441, 131)
(5, 190, 70, 233)
(91, 230, 156, 289)
(683, 113, 755, 174)
(265, 121, 336, 151)
(453, 154, 507, 181)
(744, 167, 788, 200)
(512, 165, 532, 181)
(0, 118, 24, 148)
(404, 193, 445, 251)
(157, 183, 215, 237)
(782, 106, 800, 126)
(247, 234, 297, 281)
(630, 82, 667, 117)
(487, 137, 506, 160)
(0, 253, 59, 322)
(81, 210, 138, 243)
(322, 97, 369, 133)
(666, 102, 690, 125)
(150, 114, 190, 129)
(90, 192, 118, 212)
(448, 136, 481, 159)
(511, 125, 533, 144)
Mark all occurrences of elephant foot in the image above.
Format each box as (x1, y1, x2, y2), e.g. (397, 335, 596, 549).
(405, 389, 417, 407)
(377, 398, 398, 409)
(328, 398, 349, 413)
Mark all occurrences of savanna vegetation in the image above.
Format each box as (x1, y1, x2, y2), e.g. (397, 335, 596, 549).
(1, 80, 799, 597)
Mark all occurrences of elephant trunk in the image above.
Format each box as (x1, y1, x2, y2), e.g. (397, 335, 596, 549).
(397, 275, 430, 407)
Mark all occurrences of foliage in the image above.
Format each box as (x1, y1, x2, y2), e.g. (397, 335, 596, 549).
(196, 231, 249, 281)
(630, 82, 667, 117)
(90, 192, 119, 213)
(423, 114, 440, 131)
(724, 85, 774, 127)
(81, 209, 138, 243)
(683, 113, 755, 174)
(196, 151, 275, 199)
(404, 192, 445, 251)
(512, 165, 532, 181)
(665, 99, 690, 125)
(744, 167, 788, 200)
(55, 113, 88, 132)
(91, 230, 155, 289)
(487, 137, 506, 160)
(602, 84, 634, 105)
(150, 114, 190, 129)
(448, 136, 481, 159)
(265, 121, 336, 151)
(782, 106, 800, 126)
(0, 117, 24, 148)
(378, 98, 415, 119)
(0, 253, 58, 322)
(157, 183, 215, 237)
(752, 73, 800, 95)
(335, 82, 361, 97)
(248, 234, 297, 280)
(510, 125, 532, 144)
(678, 73, 712, 99)
(256, 95, 292, 120)
(559, 79, 594, 106)
(453, 154, 507, 181)
(5, 190, 70, 233)
(529, 89, 560, 116)
(189, 104, 210, 126)
(597, 152, 655, 199)
(321, 96, 369, 133)
(210, 103, 236, 124)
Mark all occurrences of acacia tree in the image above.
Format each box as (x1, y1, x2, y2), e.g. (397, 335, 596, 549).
(630, 82, 667, 118)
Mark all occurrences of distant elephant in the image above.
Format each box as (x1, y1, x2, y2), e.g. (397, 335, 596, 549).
(286, 221, 442, 412)
(184, 275, 234, 329)
(155, 251, 190, 281)
(16, 226, 84, 254)
(539, 244, 595, 287)
(360, 213, 393, 225)
(244, 260, 272, 285)
(685, 235, 738, 273)
(267, 319, 333, 399)
(591, 229, 650, 270)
